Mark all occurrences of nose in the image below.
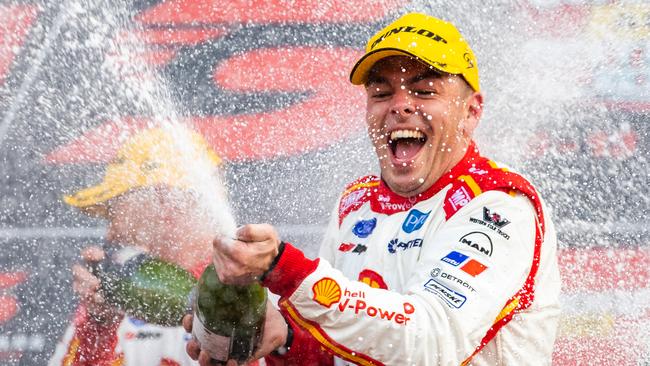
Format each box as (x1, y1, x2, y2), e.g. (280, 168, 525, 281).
(389, 90, 416, 117)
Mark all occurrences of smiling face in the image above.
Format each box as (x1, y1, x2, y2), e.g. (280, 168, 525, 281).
(365, 56, 483, 197)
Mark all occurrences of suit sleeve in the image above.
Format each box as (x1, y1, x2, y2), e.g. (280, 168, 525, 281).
(48, 305, 122, 366)
(264, 205, 339, 366)
(263, 191, 537, 365)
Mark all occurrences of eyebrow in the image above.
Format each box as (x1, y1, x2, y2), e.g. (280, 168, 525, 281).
(365, 69, 444, 87)
(365, 74, 388, 86)
(408, 70, 444, 84)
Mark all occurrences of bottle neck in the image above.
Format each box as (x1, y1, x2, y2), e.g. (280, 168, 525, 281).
(100, 241, 152, 278)
(103, 238, 210, 274)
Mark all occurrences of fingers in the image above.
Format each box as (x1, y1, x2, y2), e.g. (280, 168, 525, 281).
(80, 245, 105, 262)
(251, 301, 288, 360)
(73, 246, 122, 321)
(182, 314, 193, 333)
(187, 342, 229, 366)
(235, 224, 277, 243)
(212, 224, 281, 285)
(72, 264, 100, 300)
(198, 350, 223, 366)
(186, 339, 201, 361)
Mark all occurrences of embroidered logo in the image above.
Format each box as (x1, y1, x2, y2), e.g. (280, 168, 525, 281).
(312, 278, 341, 308)
(402, 209, 431, 233)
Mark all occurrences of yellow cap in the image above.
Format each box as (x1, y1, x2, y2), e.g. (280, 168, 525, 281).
(63, 127, 222, 216)
(349, 13, 480, 92)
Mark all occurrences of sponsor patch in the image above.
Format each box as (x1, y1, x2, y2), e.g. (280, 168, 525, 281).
(448, 186, 472, 211)
(469, 208, 511, 240)
(441, 251, 469, 266)
(461, 259, 488, 277)
(483, 207, 511, 228)
(312, 277, 341, 308)
(338, 243, 368, 255)
(352, 244, 368, 254)
(338, 243, 355, 252)
(333, 288, 414, 326)
(379, 200, 414, 212)
(468, 166, 488, 175)
(423, 278, 467, 308)
(313, 281, 413, 325)
(358, 269, 388, 289)
(352, 218, 377, 238)
(339, 188, 367, 216)
(125, 331, 163, 340)
(402, 209, 431, 233)
(128, 317, 147, 327)
(441, 251, 488, 276)
(430, 267, 476, 293)
(459, 231, 493, 257)
(387, 238, 423, 254)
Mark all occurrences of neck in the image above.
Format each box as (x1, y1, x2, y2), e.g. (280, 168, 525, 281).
(440, 140, 472, 178)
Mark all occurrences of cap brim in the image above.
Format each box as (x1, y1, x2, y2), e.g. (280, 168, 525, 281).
(63, 182, 128, 217)
(350, 47, 464, 86)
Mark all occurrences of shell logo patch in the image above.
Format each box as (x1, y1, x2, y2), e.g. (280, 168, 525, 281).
(312, 277, 341, 308)
(358, 269, 388, 289)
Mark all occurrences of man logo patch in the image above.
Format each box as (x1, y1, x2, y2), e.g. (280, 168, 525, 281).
(402, 209, 431, 233)
(352, 218, 377, 238)
(459, 232, 493, 257)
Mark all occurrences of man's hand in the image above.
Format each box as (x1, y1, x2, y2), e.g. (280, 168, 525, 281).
(213, 224, 281, 285)
(72, 246, 122, 322)
(183, 300, 288, 365)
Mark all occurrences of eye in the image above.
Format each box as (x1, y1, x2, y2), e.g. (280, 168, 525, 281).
(413, 90, 436, 97)
(367, 86, 392, 99)
(372, 92, 392, 99)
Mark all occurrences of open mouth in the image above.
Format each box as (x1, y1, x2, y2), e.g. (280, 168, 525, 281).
(388, 129, 427, 162)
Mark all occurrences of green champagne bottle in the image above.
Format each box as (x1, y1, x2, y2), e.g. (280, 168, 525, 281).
(93, 244, 197, 326)
(192, 263, 267, 363)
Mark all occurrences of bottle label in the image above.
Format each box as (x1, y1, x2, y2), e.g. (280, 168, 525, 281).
(192, 314, 231, 362)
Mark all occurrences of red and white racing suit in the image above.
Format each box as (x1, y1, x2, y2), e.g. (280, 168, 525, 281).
(263, 142, 561, 365)
(48, 308, 198, 366)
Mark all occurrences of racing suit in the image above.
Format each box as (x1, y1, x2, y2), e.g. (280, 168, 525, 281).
(48, 308, 198, 366)
(263, 142, 561, 365)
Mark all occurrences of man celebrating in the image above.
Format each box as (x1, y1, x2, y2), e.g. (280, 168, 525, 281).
(186, 13, 561, 365)
(49, 127, 231, 366)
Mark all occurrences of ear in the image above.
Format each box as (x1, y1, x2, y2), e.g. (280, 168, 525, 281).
(462, 92, 483, 137)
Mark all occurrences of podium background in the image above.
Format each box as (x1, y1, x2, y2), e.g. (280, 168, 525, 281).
(1, 1, 648, 364)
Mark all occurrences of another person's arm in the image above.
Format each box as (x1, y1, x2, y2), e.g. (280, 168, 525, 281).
(49, 246, 123, 366)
